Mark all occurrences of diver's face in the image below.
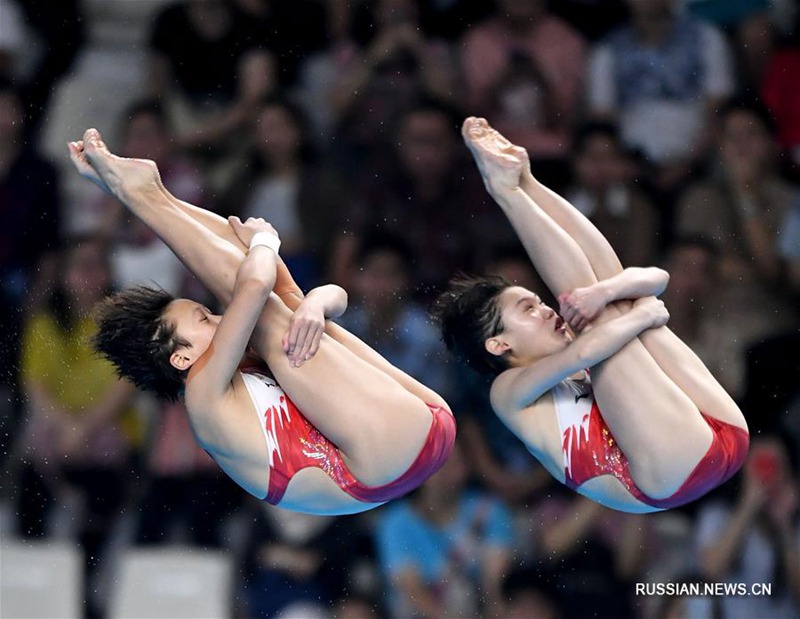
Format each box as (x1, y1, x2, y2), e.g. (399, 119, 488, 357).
(486, 286, 570, 365)
(163, 299, 221, 371)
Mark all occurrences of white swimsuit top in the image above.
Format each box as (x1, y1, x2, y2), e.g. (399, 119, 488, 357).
(240, 372, 292, 468)
(551, 377, 595, 482)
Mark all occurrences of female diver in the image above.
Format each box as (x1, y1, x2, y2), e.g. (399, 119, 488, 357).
(68, 129, 454, 516)
(434, 118, 748, 513)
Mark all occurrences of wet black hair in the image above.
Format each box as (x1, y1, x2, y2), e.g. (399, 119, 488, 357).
(431, 274, 511, 375)
(92, 286, 189, 401)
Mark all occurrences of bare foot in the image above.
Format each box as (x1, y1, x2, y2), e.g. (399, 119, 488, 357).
(462, 117, 527, 194)
(73, 128, 163, 203)
(68, 140, 112, 194)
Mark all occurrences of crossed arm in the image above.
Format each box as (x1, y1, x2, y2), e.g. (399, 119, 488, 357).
(559, 267, 670, 333)
(490, 294, 670, 416)
(491, 264, 672, 418)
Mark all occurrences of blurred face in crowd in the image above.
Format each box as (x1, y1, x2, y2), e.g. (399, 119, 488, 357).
(736, 13, 775, 67)
(720, 109, 775, 176)
(255, 103, 302, 166)
(123, 112, 170, 163)
(0, 89, 23, 146)
(626, 0, 675, 19)
(377, 0, 419, 28)
(331, 598, 377, 619)
(507, 589, 560, 619)
(497, 0, 545, 23)
(665, 244, 715, 302)
(574, 132, 625, 192)
(397, 110, 456, 183)
(188, 0, 231, 38)
(64, 239, 112, 309)
(354, 248, 410, 310)
(422, 441, 468, 499)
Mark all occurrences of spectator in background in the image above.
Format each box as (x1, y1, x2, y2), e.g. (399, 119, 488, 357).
(696, 435, 800, 618)
(7, 0, 85, 140)
(241, 504, 338, 618)
(730, 9, 800, 172)
(502, 568, 561, 619)
(682, 0, 778, 30)
(742, 331, 800, 437)
(460, 0, 587, 187)
(147, 0, 275, 193)
(548, 0, 629, 42)
(530, 490, 648, 619)
(220, 96, 347, 290)
(331, 595, 384, 619)
(778, 194, 800, 295)
(565, 122, 660, 265)
(336, 233, 452, 398)
(134, 396, 237, 549)
(731, 9, 777, 94)
(326, 0, 459, 168)
(330, 100, 491, 295)
(242, 504, 378, 618)
(231, 0, 330, 88)
(15, 235, 138, 619)
(375, 441, 514, 618)
(762, 34, 800, 168)
(0, 77, 61, 459)
(676, 98, 799, 379)
(416, 0, 494, 41)
(587, 0, 735, 193)
(0, 1, 24, 76)
(87, 100, 208, 295)
(661, 237, 745, 397)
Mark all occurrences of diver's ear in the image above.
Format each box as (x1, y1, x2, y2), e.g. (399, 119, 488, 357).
(485, 336, 510, 357)
(169, 349, 194, 371)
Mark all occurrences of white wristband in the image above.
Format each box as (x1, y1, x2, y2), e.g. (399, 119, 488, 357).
(249, 232, 281, 255)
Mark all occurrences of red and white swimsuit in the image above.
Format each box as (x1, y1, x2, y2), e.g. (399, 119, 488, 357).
(553, 377, 748, 510)
(240, 371, 455, 506)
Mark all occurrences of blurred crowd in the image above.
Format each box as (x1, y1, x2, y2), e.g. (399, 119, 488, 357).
(0, 0, 799, 618)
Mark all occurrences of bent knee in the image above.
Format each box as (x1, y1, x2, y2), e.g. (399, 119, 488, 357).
(343, 399, 434, 486)
(629, 421, 714, 499)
